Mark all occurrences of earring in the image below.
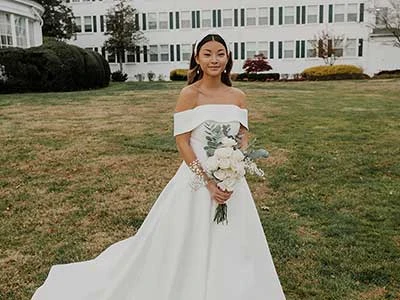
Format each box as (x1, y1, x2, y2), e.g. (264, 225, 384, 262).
(196, 69, 200, 74)
(223, 69, 227, 73)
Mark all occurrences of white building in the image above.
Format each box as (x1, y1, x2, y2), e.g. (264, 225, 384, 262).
(66, 0, 400, 80)
(0, 0, 44, 48)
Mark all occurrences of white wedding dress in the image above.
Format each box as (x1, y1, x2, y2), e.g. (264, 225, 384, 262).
(32, 104, 286, 300)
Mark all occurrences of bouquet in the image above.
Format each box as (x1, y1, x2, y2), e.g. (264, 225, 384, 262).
(203, 122, 269, 225)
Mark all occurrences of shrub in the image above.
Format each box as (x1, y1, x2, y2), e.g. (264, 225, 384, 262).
(111, 70, 128, 82)
(170, 69, 188, 81)
(147, 70, 156, 81)
(301, 65, 368, 81)
(234, 72, 280, 81)
(0, 40, 110, 93)
(373, 69, 400, 79)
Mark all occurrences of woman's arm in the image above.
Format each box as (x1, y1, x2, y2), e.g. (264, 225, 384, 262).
(175, 88, 232, 204)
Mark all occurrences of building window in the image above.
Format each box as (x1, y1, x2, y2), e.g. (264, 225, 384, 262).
(307, 5, 318, 23)
(160, 44, 169, 61)
(159, 12, 168, 29)
(284, 6, 295, 24)
(347, 4, 358, 22)
(202, 10, 212, 28)
(307, 40, 317, 57)
(28, 19, 34, 46)
(182, 44, 191, 61)
(284, 41, 294, 58)
(334, 4, 345, 22)
(223, 9, 233, 27)
(127, 50, 135, 63)
(375, 7, 388, 25)
(258, 7, 268, 26)
(258, 41, 268, 57)
(181, 11, 190, 28)
(84, 16, 92, 32)
(74, 16, 82, 33)
(148, 13, 157, 30)
(107, 51, 116, 63)
(246, 8, 256, 26)
(15, 16, 27, 47)
(149, 45, 158, 62)
(246, 42, 256, 58)
(345, 38, 356, 56)
(334, 39, 344, 56)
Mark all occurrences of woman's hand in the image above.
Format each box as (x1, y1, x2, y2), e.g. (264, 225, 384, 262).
(206, 181, 233, 204)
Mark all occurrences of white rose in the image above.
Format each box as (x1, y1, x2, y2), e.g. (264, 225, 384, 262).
(232, 161, 246, 177)
(205, 156, 219, 171)
(221, 137, 237, 147)
(217, 177, 238, 192)
(218, 158, 231, 169)
(214, 147, 233, 159)
(231, 149, 245, 162)
(213, 169, 228, 180)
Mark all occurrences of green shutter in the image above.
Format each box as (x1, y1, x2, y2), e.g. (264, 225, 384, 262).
(279, 7, 283, 25)
(319, 5, 324, 23)
(296, 40, 300, 58)
(302, 6, 306, 24)
(296, 6, 301, 24)
(142, 13, 147, 30)
(192, 11, 196, 28)
(269, 41, 274, 59)
(175, 12, 180, 29)
(143, 45, 148, 62)
(240, 8, 245, 26)
(301, 40, 305, 58)
(240, 42, 245, 59)
(196, 10, 200, 28)
(234, 42, 238, 60)
(169, 12, 173, 29)
(176, 45, 181, 61)
(218, 9, 221, 27)
(170, 45, 174, 62)
(358, 39, 363, 57)
(93, 16, 97, 32)
(213, 10, 216, 27)
(270, 7, 274, 25)
(329, 4, 333, 23)
(234, 9, 238, 26)
(359, 3, 364, 22)
(278, 41, 282, 59)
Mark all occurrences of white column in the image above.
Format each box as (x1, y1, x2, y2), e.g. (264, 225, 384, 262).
(10, 14, 17, 47)
(25, 17, 30, 48)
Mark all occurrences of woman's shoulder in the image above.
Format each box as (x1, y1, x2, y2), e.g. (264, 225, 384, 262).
(175, 85, 198, 112)
(228, 86, 247, 108)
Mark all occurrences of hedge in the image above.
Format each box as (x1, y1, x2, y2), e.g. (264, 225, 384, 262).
(233, 73, 280, 81)
(373, 69, 400, 79)
(301, 65, 369, 81)
(0, 40, 110, 93)
(170, 69, 188, 81)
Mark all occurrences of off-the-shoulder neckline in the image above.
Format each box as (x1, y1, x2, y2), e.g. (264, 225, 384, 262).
(174, 104, 247, 114)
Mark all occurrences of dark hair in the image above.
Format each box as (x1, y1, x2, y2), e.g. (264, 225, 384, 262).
(187, 34, 233, 86)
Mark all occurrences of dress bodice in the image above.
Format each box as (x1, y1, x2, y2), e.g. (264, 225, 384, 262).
(173, 104, 248, 162)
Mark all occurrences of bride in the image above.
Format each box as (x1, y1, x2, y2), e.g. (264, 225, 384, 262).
(31, 30, 286, 300)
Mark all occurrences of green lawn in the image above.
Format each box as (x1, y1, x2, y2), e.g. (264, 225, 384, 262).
(0, 79, 399, 300)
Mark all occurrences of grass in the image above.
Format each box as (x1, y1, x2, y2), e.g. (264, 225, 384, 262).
(0, 79, 399, 300)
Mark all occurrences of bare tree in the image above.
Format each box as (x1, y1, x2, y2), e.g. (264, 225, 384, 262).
(309, 30, 345, 66)
(369, 0, 400, 48)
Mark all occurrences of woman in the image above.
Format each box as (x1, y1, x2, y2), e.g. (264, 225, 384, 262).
(31, 31, 286, 300)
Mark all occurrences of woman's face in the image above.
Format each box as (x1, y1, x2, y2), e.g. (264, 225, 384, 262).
(195, 40, 228, 78)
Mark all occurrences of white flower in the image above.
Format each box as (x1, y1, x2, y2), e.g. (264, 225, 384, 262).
(231, 149, 245, 162)
(232, 161, 246, 177)
(221, 137, 237, 147)
(217, 177, 238, 192)
(213, 169, 229, 180)
(214, 147, 233, 159)
(218, 158, 231, 169)
(205, 156, 219, 171)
